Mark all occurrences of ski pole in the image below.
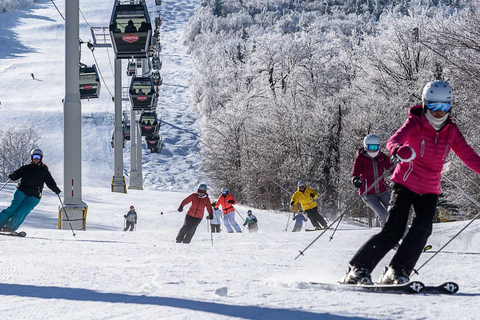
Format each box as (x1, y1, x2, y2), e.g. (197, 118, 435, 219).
(233, 207, 245, 223)
(0, 179, 11, 192)
(209, 219, 213, 246)
(57, 194, 77, 237)
(412, 175, 480, 276)
(329, 168, 358, 192)
(295, 160, 398, 260)
(284, 212, 292, 232)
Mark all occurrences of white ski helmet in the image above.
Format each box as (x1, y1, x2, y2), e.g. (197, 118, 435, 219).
(198, 184, 207, 191)
(31, 148, 43, 157)
(363, 134, 380, 149)
(297, 180, 306, 187)
(221, 187, 228, 193)
(422, 80, 453, 105)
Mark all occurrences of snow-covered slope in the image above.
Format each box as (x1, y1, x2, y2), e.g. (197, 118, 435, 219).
(0, 1, 479, 319)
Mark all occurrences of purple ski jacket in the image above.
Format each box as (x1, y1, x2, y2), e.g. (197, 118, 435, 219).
(387, 105, 480, 195)
(351, 148, 392, 195)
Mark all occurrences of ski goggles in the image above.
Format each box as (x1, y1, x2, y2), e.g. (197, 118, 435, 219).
(32, 154, 42, 160)
(427, 102, 451, 113)
(366, 144, 379, 152)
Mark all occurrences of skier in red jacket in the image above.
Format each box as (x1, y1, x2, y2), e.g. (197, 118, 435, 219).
(176, 184, 213, 243)
(342, 80, 480, 285)
(351, 134, 393, 226)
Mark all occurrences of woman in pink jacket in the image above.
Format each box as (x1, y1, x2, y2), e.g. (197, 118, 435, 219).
(342, 80, 480, 285)
(351, 134, 393, 226)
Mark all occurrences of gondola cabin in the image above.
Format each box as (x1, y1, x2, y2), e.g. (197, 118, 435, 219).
(139, 111, 158, 136)
(146, 134, 162, 153)
(152, 56, 161, 70)
(79, 65, 101, 99)
(129, 76, 156, 111)
(123, 122, 131, 140)
(126, 61, 136, 76)
(109, 0, 152, 59)
(152, 71, 162, 86)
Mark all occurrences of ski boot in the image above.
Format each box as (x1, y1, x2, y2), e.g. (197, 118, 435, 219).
(341, 266, 373, 285)
(378, 266, 410, 285)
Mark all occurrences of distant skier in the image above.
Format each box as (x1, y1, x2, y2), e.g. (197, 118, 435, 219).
(176, 184, 213, 243)
(243, 210, 258, 233)
(0, 149, 61, 232)
(351, 134, 393, 226)
(210, 201, 222, 233)
(292, 211, 307, 232)
(215, 187, 242, 233)
(124, 205, 137, 231)
(290, 181, 328, 230)
(342, 80, 480, 286)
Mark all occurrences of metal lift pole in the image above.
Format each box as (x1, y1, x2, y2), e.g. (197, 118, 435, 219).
(63, 0, 87, 230)
(112, 58, 127, 193)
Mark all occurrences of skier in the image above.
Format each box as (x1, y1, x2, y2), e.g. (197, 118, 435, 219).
(292, 211, 307, 232)
(123, 205, 137, 231)
(243, 210, 258, 233)
(210, 201, 222, 233)
(342, 80, 480, 285)
(0, 149, 61, 232)
(290, 181, 328, 230)
(351, 134, 393, 226)
(215, 187, 242, 233)
(176, 184, 213, 243)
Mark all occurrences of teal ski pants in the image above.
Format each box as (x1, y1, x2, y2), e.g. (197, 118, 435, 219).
(0, 189, 40, 231)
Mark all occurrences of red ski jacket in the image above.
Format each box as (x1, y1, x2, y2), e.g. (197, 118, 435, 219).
(387, 105, 480, 195)
(351, 148, 392, 195)
(215, 193, 236, 214)
(180, 193, 213, 219)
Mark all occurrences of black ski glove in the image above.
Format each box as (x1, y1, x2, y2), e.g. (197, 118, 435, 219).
(290, 201, 295, 206)
(124, 215, 127, 218)
(178, 205, 183, 212)
(207, 214, 213, 220)
(352, 176, 363, 188)
(310, 193, 315, 198)
(228, 200, 235, 204)
(8, 172, 17, 180)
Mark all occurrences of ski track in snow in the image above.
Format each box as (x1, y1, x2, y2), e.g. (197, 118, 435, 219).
(0, 1, 480, 319)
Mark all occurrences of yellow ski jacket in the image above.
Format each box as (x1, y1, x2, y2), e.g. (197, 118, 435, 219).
(290, 186, 318, 211)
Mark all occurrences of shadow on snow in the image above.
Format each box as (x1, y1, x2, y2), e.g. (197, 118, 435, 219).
(0, 1, 55, 59)
(0, 282, 370, 320)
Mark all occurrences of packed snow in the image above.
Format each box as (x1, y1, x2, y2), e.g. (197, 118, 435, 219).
(0, 0, 479, 319)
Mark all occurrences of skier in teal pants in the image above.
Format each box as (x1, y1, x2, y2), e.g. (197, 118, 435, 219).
(0, 149, 61, 232)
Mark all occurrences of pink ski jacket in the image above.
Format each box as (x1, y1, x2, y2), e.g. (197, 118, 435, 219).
(351, 148, 392, 195)
(387, 105, 480, 195)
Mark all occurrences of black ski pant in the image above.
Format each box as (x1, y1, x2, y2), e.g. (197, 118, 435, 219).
(305, 207, 328, 228)
(350, 183, 438, 275)
(176, 215, 202, 244)
(211, 224, 221, 233)
(124, 221, 134, 231)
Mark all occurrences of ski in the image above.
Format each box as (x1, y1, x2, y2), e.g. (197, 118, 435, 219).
(0, 231, 26, 237)
(423, 282, 459, 294)
(305, 228, 324, 232)
(309, 281, 425, 294)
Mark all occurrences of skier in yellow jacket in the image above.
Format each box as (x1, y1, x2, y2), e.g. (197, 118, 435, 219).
(290, 181, 328, 230)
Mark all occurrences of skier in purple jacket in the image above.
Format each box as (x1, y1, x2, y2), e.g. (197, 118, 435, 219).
(351, 134, 393, 226)
(342, 80, 480, 285)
